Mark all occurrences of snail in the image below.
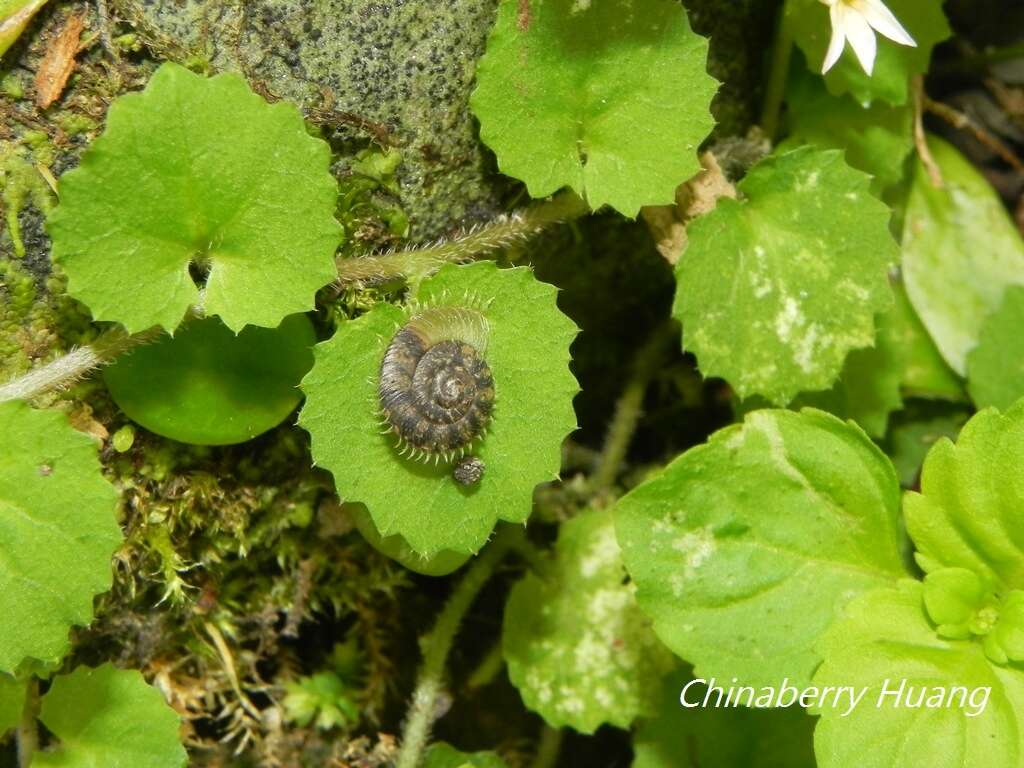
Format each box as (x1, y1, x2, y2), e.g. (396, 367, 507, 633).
(378, 305, 494, 485)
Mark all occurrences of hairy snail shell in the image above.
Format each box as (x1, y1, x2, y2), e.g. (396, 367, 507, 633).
(378, 306, 494, 484)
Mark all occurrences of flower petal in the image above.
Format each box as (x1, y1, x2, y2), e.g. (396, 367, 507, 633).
(843, 8, 878, 75)
(855, 0, 917, 47)
(822, 3, 848, 74)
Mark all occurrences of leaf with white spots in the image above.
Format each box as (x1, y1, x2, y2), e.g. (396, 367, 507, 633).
(674, 147, 897, 404)
(503, 508, 675, 733)
(614, 408, 908, 690)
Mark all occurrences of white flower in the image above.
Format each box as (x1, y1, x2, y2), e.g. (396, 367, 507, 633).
(820, 0, 917, 76)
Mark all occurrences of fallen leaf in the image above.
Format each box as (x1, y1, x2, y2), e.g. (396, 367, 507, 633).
(34, 10, 85, 109)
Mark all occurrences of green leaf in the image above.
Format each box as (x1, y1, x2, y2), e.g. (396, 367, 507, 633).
(0, 402, 121, 674)
(347, 503, 470, 576)
(0, 673, 25, 735)
(470, 0, 717, 216)
(901, 136, 1024, 375)
(35, 664, 186, 768)
(299, 262, 578, 557)
(0, 0, 49, 59)
(904, 399, 1024, 589)
(503, 508, 675, 733)
(674, 147, 897, 404)
(812, 581, 1024, 768)
(782, 64, 913, 194)
(423, 743, 508, 768)
(49, 62, 341, 334)
(788, 0, 951, 106)
(886, 403, 969, 487)
(967, 286, 1024, 411)
(103, 314, 315, 446)
(922, 567, 990, 634)
(633, 671, 817, 768)
(614, 408, 907, 690)
(888, 278, 964, 401)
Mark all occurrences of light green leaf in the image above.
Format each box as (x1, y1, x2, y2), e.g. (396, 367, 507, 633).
(812, 581, 1024, 768)
(103, 314, 315, 446)
(888, 278, 964, 401)
(504, 508, 675, 733)
(967, 285, 1024, 411)
(299, 262, 578, 557)
(633, 671, 816, 768)
(0, 402, 121, 674)
(782, 64, 912, 193)
(0, 673, 25, 735)
(34, 664, 186, 768)
(423, 743, 508, 768)
(49, 62, 341, 334)
(470, 0, 717, 216)
(615, 408, 907, 690)
(902, 136, 1024, 375)
(904, 399, 1024, 590)
(0, 0, 49, 59)
(675, 147, 897, 404)
(347, 503, 470, 576)
(788, 0, 951, 106)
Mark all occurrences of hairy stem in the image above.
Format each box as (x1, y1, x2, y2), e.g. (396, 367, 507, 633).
(336, 192, 587, 288)
(396, 527, 519, 768)
(760, 3, 793, 141)
(0, 326, 157, 404)
(590, 321, 675, 496)
(16, 678, 38, 768)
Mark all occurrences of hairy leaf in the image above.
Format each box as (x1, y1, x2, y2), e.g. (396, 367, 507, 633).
(675, 147, 897, 404)
(902, 136, 1024, 375)
(615, 408, 907, 690)
(812, 582, 1024, 768)
(299, 262, 578, 557)
(49, 62, 341, 334)
(35, 664, 186, 768)
(0, 402, 121, 674)
(904, 399, 1024, 589)
(504, 509, 675, 733)
(967, 286, 1024, 411)
(470, 0, 717, 216)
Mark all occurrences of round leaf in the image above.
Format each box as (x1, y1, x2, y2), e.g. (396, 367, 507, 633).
(35, 664, 186, 768)
(299, 262, 578, 557)
(470, 0, 717, 216)
(348, 503, 470, 576)
(503, 509, 675, 733)
(0, 402, 121, 674)
(674, 147, 897, 404)
(49, 62, 341, 334)
(614, 408, 907, 691)
(967, 286, 1024, 411)
(103, 314, 315, 446)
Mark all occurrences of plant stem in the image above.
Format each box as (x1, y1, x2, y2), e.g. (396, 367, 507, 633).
(529, 725, 563, 768)
(589, 321, 675, 496)
(16, 678, 38, 768)
(0, 326, 157, 403)
(336, 192, 587, 288)
(760, 3, 793, 141)
(395, 527, 519, 768)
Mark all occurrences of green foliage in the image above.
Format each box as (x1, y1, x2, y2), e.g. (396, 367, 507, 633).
(615, 408, 907, 690)
(787, 0, 951, 105)
(0, 0, 49, 59)
(300, 261, 578, 557)
(34, 664, 186, 768)
(0, 402, 121, 674)
(904, 399, 1024, 588)
(49, 62, 341, 334)
(503, 509, 675, 733)
(888, 279, 965, 401)
(283, 673, 359, 731)
(422, 743, 508, 768)
(103, 314, 315, 445)
(967, 287, 1024, 411)
(0, 673, 25, 735)
(470, 0, 717, 216)
(901, 136, 1024, 375)
(811, 582, 1024, 768)
(633, 672, 817, 768)
(674, 147, 897, 404)
(347, 503, 470, 577)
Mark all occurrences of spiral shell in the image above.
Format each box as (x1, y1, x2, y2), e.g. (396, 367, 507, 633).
(378, 306, 495, 469)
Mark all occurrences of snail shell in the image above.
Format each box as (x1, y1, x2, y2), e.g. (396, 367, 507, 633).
(378, 306, 495, 468)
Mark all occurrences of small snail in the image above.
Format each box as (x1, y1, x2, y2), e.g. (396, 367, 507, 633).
(378, 306, 494, 485)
